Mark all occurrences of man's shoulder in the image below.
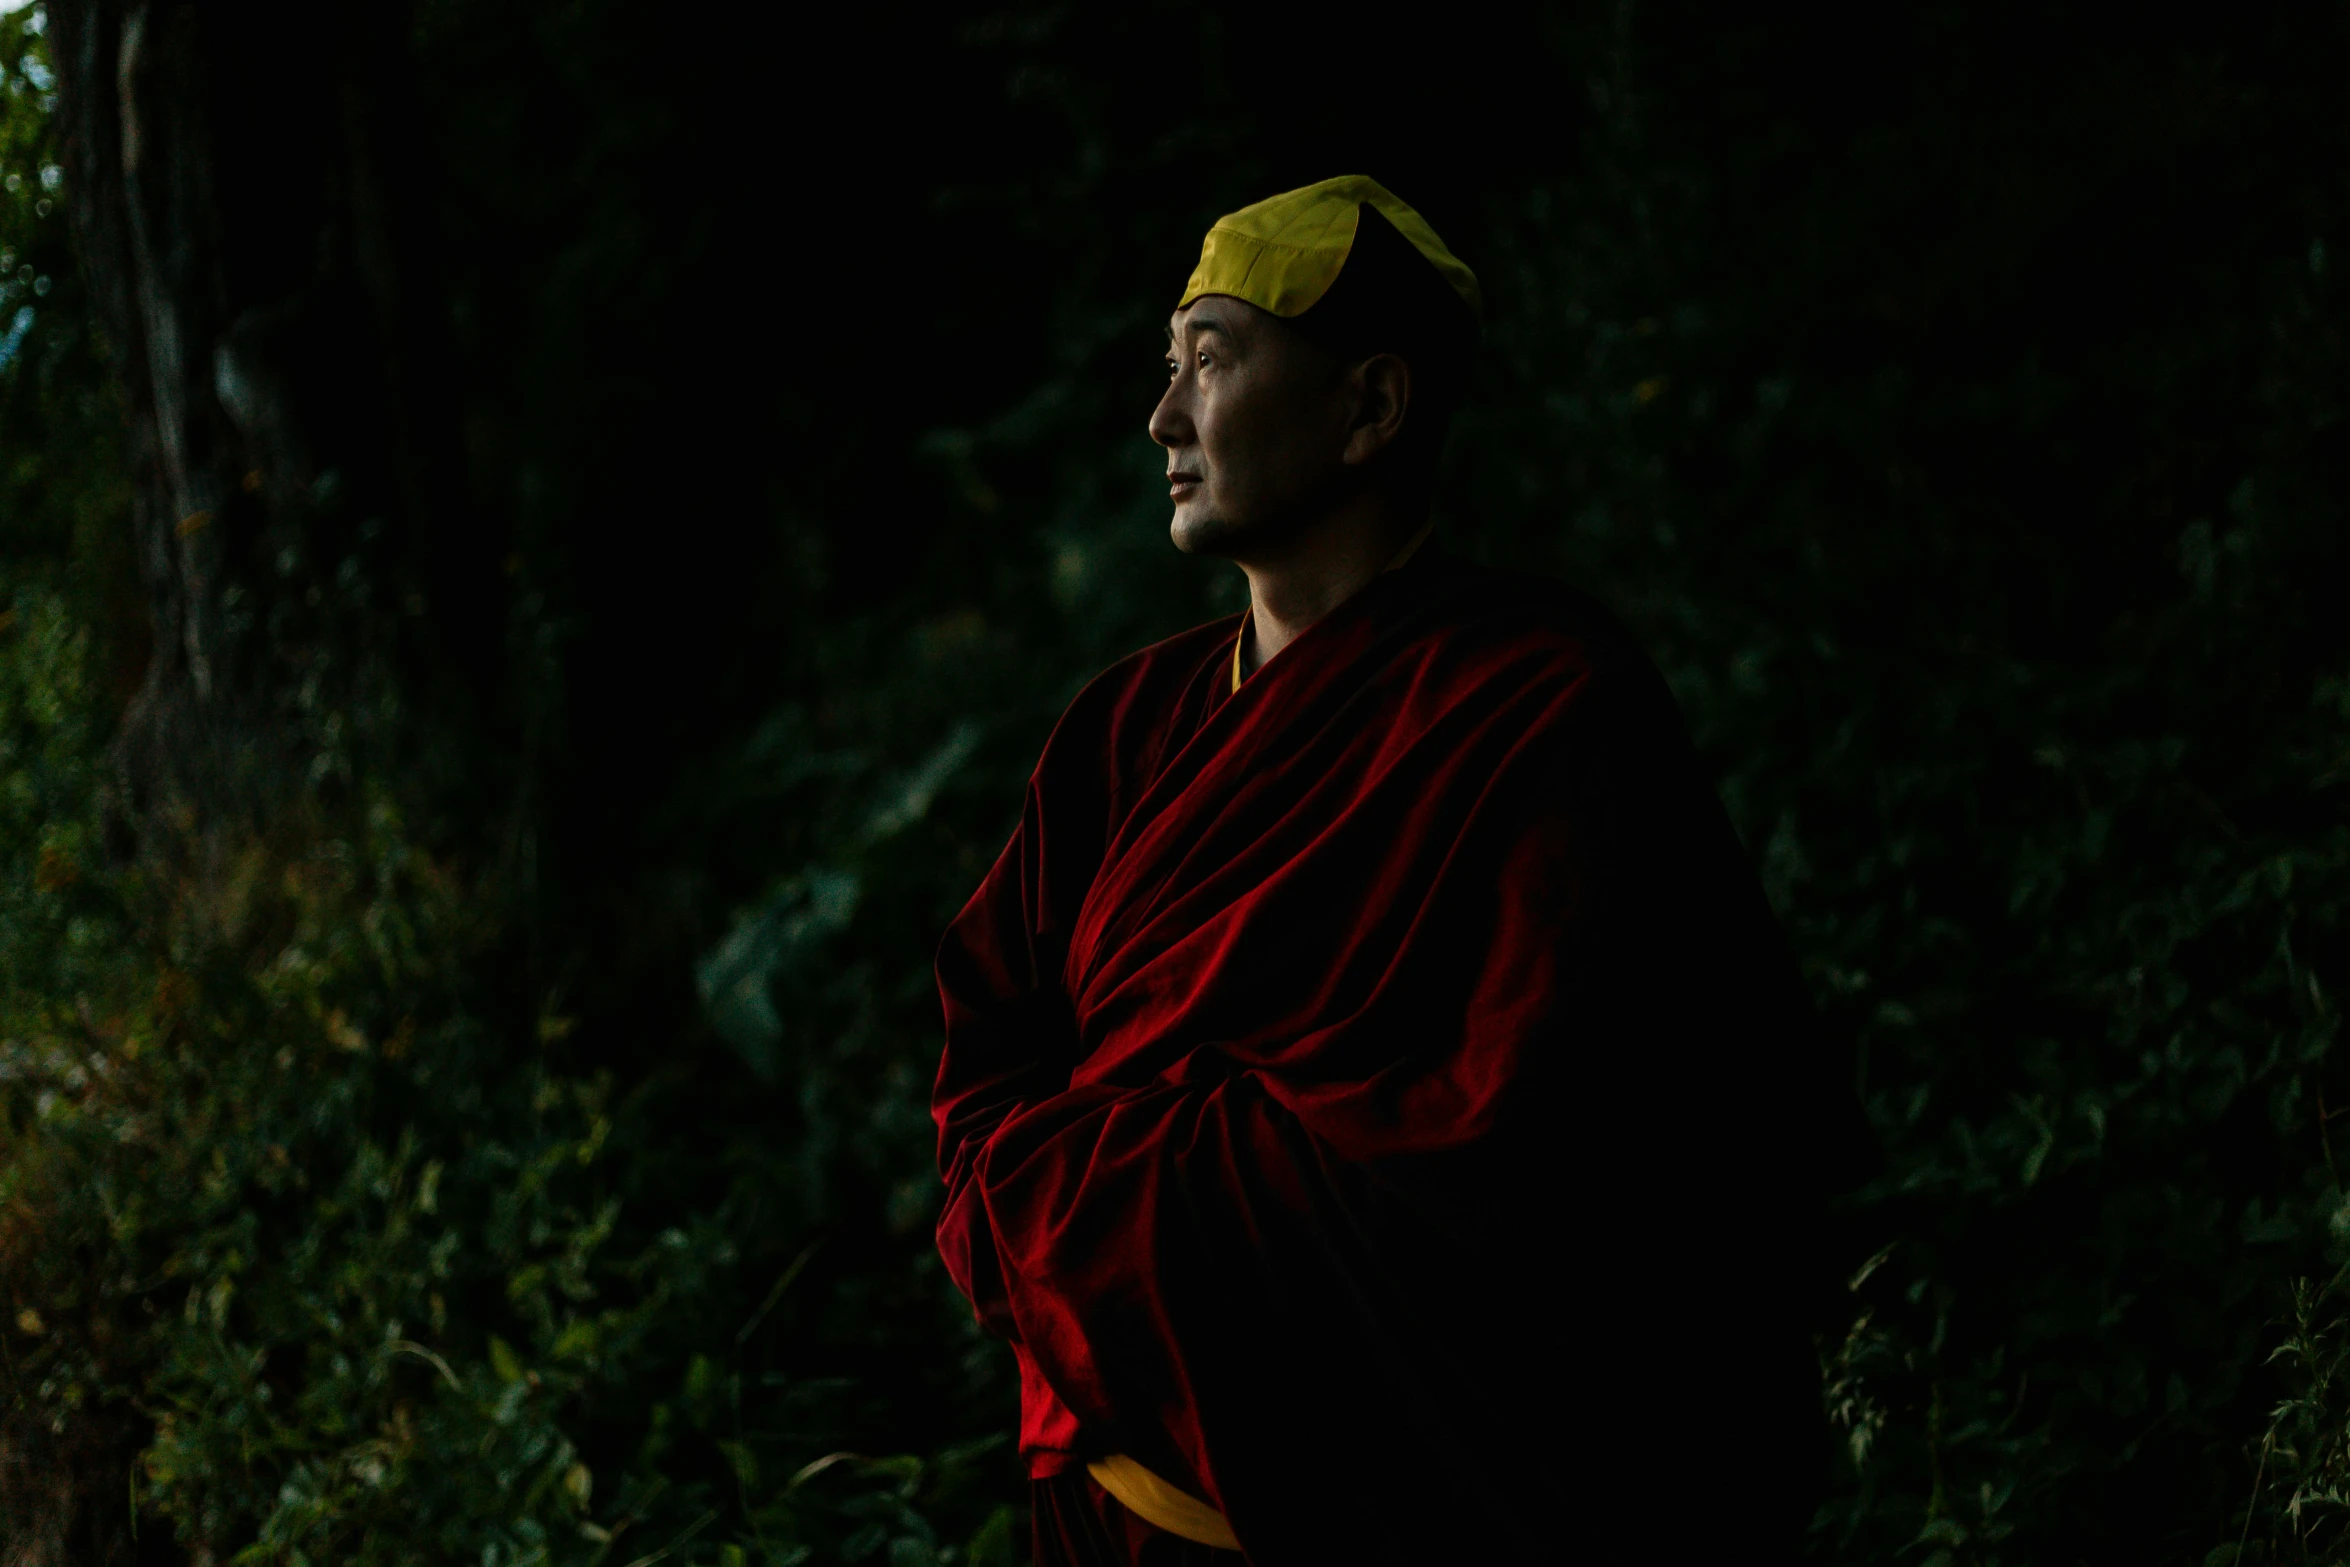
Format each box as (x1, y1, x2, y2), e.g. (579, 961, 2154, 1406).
(1077, 613, 1238, 714)
(1038, 613, 1237, 770)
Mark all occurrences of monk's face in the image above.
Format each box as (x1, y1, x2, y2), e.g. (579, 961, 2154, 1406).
(1151, 295, 1356, 556)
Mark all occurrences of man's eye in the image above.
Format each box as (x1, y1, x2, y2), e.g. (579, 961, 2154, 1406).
(1165, 359, 1178, 378)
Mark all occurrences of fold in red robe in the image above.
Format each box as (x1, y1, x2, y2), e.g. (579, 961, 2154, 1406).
(934, 553, 1832, 1563)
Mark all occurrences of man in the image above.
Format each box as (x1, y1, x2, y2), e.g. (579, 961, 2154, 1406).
(933, 176, 1837, 1564)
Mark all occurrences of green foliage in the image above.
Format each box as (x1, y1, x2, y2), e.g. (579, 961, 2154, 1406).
(2250, 1258, 2350, 1562)
(0, 590, 1009, 1564)
(0, 5, 127, 621)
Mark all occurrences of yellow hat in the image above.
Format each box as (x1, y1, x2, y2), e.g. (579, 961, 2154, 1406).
(1177, 175, 1482, 323)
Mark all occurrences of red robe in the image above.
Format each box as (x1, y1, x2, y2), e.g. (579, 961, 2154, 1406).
(934, 553, 1830, 1562)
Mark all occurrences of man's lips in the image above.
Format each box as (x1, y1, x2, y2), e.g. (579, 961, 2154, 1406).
(1167, 471, 1202, 500)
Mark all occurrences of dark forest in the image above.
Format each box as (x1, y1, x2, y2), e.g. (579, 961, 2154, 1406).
(2, 1, 2346, 1561)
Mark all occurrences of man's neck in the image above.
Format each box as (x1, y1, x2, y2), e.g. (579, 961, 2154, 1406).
(1236, 493, 1430, 675)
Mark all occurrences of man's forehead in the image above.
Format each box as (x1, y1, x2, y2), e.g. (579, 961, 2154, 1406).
(1167, 296, 1249, 340)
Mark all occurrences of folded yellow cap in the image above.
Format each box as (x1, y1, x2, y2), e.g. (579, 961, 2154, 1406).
(1178, 175, 1482, 322)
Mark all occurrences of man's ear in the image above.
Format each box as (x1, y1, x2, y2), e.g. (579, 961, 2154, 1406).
(1342, 353, 1412, 467)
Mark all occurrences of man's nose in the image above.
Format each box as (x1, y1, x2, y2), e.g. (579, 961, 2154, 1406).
(1147, 382, 1191, 450)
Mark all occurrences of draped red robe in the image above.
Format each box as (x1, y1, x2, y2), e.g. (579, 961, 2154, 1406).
(934, 553, 1834, 1563)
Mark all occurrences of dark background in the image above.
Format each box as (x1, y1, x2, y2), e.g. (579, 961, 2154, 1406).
(1, 1, 2346, 1562)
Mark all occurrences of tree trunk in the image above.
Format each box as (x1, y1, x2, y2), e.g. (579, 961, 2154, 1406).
(47, 0, 502, 843)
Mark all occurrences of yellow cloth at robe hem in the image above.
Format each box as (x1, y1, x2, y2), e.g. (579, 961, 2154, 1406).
(1086, 1454, 1242, 1551)
(1178, 174, 1482, 323)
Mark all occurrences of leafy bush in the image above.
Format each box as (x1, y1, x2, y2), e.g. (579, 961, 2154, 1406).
(0, 591, 1033, 1567)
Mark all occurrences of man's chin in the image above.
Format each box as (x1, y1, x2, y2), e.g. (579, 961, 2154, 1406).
(1169, 506, 1259, 559)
